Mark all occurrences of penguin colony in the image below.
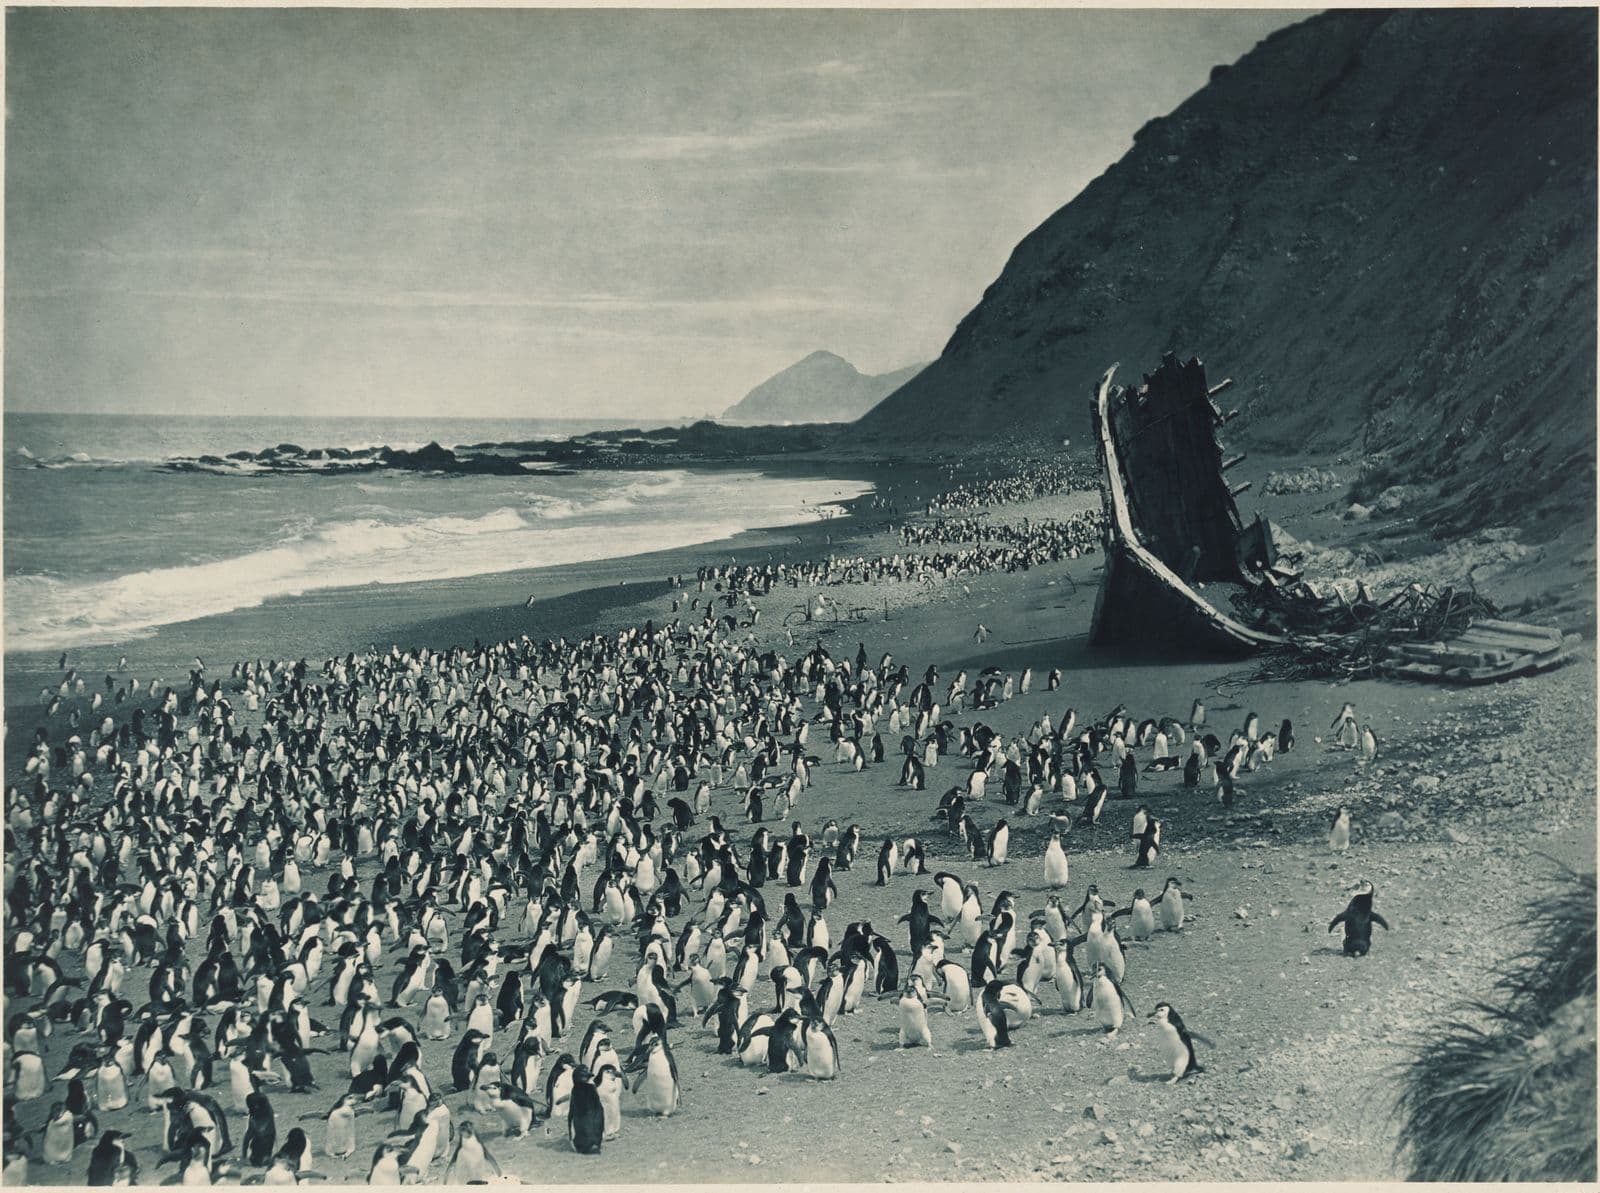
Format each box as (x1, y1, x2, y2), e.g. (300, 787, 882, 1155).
(4, 601, 1390, 1184)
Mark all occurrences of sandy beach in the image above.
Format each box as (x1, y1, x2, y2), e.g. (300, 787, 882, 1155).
(4, 447, 1593, 1184)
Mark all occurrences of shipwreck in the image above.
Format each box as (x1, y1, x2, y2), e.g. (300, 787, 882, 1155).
(1089, 353, 1573, 683)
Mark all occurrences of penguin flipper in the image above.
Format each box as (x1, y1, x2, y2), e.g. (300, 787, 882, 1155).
(1327, 913, 1346, 934)
(1371, 912, 1391, 931)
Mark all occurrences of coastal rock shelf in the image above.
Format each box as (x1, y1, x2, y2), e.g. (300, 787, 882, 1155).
(149, 421, 845, 476)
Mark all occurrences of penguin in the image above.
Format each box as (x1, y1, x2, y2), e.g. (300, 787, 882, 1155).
(986, 819, 1010, 867)
(974, 982, 1011, 1049)
(365, 1141, 414, 1185)
(444, 1120, 502, 1179)
(276, 1126, 313, 1174)
(95, 1055, 130, 1111)
(484, 1082, 540, 1137)
(9, 1049, 48, 1101)
(261, 1154, 306, 1186)
(801, 1016, 841, 1080)
(1132, 819, 1161, 869)
(1359, 725, 1378, 762)
(1328, 807, 1351, 853)
(933, 871, 965, 920)
(594, 1063, 624, 1139)
(628, 1035, 679, 1116)
(1087, 962, 1135, 1035)
(1182, 751, 1201, 788)
(1148, 1002, 1209, 1082)
(243, 1091, 277, 1167)
(509, 1034, 548, 1097)
(747, 1009, 806, 1074)
(315, 1094, 358, 1160)
(587, 926, 615, 981)
(1278, 719, 1295, 753)
(1111, 889, 1156, 941)
(87, 1129, 138, 1185)
(1130, 805, 1150, 840)
(932, 958, 972, 1014)
(896, 976, 934, 1049)
(588, 990, 638, 1016)
(1042, 831, 1069, 889)
(1328, 880, 1390, 957)
(875, 838, 897, 887)
(1083, 907, 1125, 984)
(42, 1101, 75, 1166)
(1051, 939, 1083, 1013)
(1153, 877, 1190, 932)
(1079, 782, 1108, 828)
(810, 857, 837, 911)
(451, 1029, 489, 1093)
(420, 988, 451, 1040)
(898, 890, 942, 959)
(1014, 928, 1054, 995)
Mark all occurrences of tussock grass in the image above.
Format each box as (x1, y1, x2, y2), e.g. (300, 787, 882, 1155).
(1394, 863, 1597, 1181)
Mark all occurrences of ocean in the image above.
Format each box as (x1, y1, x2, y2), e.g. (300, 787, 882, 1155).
(4, 412, 872, 654)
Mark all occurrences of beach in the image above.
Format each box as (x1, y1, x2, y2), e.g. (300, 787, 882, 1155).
(3, 441, 1593, 1184)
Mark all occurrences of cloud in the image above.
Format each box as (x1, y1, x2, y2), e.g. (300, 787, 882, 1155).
(601, 90, 972, 163)
(797, 58, 865, 78)
(11, 283, 883, 320)
(601, 112, 881, 162)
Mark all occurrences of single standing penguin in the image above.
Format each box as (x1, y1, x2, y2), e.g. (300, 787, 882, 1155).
(594, 1064, 624, 1139)
(1051, 939, 1083, 1013)
(42, 1101, 76, 1166)
(1132, 819, 1161, 868)
(95, 1056, 130, 1111)
(243, 1091, 277, 1167)
(1088, 962, 1135, 1036)
(1328, 880, 1390, 957)
(87, 1129, 138, 1185)
(1111, 889, 1156, 941)
(629, 1036, 680, 1116)
(1149, 1002, 1209, 1082)
(897, 976, 934, 1049)
(315, 1094, 358, 1160)
(1328, 807, 1351, 853)
(987, 819, 1010, 867)
(810, 857, 837, 911)
(875, 838, 897, 887)
(1153, 877, 1190, 932)
(1042, 831, 1069, 889)
(567, 1068, 605, 1155)
(801, 1016, 841, 1080)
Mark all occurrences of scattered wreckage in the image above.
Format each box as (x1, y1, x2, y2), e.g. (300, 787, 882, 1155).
(1088, 353, 1573, 684)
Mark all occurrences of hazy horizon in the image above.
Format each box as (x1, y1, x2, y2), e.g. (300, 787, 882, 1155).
(7, 8, 1301, 420)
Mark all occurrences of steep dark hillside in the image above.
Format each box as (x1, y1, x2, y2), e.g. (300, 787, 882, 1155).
(723, 351, 927, 423)
(858, 8, 1596, 534)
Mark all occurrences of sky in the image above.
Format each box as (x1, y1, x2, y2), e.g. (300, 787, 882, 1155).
(6, 8, 1301, 420)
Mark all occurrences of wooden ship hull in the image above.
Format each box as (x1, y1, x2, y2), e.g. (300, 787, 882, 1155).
(1087, 353, 1573, 683)
(1089, 354, 1286, 657)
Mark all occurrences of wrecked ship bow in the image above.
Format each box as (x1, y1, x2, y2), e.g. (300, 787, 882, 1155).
(1088, 353, 1575, 684)
(1089, 354, 1284, 656)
